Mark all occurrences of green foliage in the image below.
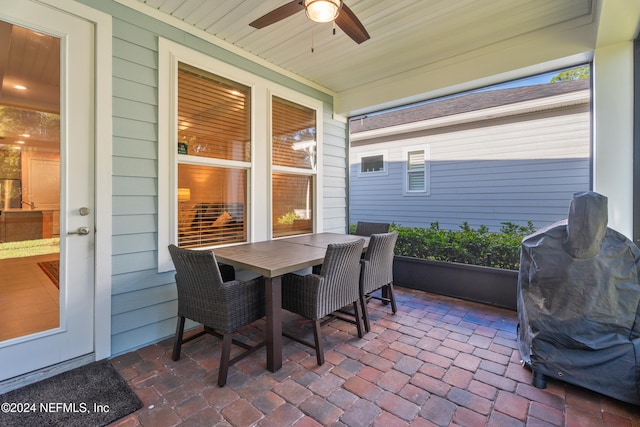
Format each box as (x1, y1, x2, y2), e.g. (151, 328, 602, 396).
(277, 211, 301, 225)
(383, 221, 536, 270)
(550, 65, 589, 82)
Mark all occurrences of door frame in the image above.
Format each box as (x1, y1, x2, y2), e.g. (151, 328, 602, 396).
(35, 0, 113, 360)
(634, 35, 640, 246)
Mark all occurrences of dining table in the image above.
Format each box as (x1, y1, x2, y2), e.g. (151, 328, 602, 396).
(213, 232, 369, 372)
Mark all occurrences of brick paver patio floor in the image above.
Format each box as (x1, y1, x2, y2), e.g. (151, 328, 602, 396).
(108, 287, 640, 426)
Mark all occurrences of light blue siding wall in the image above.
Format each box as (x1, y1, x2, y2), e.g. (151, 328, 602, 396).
(349, 104, 591, 232)
(80, 0, 345, 355)
(323, 113, 349, 232)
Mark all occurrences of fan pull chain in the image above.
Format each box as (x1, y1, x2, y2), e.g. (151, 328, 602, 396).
(311, 26, 314, 53)
(333, 21, 336, 36)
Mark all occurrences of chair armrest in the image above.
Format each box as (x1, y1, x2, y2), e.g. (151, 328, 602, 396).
(216, 277, 266, 332)
(282, 273, 324, 320)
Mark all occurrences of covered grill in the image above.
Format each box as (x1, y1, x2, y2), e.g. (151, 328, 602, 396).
(517, 191, 640, 405)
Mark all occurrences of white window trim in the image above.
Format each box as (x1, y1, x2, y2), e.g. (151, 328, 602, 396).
(403, 144, 431, 196)
(357, 149, 388, 176)
(158, 38, 323, 272)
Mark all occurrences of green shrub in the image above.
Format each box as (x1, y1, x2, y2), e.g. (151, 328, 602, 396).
(352, 221, 536, 270)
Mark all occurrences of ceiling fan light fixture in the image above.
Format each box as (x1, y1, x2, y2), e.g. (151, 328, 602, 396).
(304, 0, 341, 23)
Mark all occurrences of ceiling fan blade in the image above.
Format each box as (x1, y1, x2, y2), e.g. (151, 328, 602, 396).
(335, 3, 370, 44)
(249, 1, 304, 29)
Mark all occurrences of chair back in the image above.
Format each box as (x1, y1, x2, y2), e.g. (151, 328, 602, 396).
(319, 239, 365, 302)
(168, 244, 227, 325)
(355, 221, 390, 236)
(361, 231, 398, 294)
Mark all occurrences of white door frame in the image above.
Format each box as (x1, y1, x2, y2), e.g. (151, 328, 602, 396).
(0, 0, 111, 391)
(35, 0, 113, 360)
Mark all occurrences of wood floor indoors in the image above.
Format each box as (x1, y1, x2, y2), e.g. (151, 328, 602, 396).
(0, 254, 59, 342)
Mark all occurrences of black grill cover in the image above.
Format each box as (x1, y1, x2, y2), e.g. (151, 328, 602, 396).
(517, 191, 640, 404)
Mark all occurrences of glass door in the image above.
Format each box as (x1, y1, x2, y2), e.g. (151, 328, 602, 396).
(0, 0, 95, 381)
(0, 20, 61, 342)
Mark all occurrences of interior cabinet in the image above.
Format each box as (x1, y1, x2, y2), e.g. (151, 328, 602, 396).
(2, 211, 42, 242)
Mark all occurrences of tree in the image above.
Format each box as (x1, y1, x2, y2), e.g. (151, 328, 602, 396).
(550, 66, 590, 82)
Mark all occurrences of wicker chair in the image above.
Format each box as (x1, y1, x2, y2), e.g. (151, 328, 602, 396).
(359, 231, 399, 332)
(311, 221, 389, 275)
(281, 239, 365, 365)
(168, 244, 265, 387)
(354, 221, 390, 236)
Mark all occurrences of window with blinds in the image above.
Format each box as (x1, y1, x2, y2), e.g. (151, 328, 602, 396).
(271, 96, 317, 237)
(177, 62, 251, 162)
(176, 62, 250, 248)
(272, 173, 313, 238)
(177, 164, 247, 248)
(406, 148, 428, 192)
(159, 40, 325, 272)
(272, 96, 316, 170)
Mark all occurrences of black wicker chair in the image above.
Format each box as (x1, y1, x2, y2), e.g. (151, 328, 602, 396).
(359, 231, 398, 332)
(281, 239, 365, 365)
(311, 221, 390, 275)
(354, 221, 390, 236)
(168, 244, 265, 387)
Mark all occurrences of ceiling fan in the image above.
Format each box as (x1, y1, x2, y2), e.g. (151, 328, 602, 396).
(249, 0, 370, 44)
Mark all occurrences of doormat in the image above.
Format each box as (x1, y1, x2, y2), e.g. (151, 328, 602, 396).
(37, 260, 59, 289)
(0, 360, 142, 427)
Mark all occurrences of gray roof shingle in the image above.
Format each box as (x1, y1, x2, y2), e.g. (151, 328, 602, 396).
(349, 79, 590, 133)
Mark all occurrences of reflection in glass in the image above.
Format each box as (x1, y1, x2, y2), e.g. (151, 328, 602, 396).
(0, 20, 61, 341)
(272, 173, 314, 238)
(177, 164, 247, 248)
(272, 96, 316, 170)
(177, 62, 251, 162)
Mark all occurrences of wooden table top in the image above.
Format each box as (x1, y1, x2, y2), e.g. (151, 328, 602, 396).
(281, 232, 368, 249)
(213, 233, 366, 278)
(213, 239, 326, 277)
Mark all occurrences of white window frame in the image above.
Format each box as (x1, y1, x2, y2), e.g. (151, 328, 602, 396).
(357, 149, 388, 176)
(403, 144, 430, 195)
(158, 38, 323, 272)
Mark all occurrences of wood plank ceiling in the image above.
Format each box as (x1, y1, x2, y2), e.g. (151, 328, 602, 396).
(132, 0, 595, 98)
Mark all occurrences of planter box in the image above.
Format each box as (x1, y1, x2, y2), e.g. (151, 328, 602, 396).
(393, 255, 518, 311)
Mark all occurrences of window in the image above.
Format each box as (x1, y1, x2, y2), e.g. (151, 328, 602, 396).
(272, 96, 317, 238)
(404, 145, 430, 194)
(177, 165, 247, 248)
(176, 62, 251, 248)
(357, 150, 387, 175)
(362, 155, 383, 172)
(158, 39, 324, 271)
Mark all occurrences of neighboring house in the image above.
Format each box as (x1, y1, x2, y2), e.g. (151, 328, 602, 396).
(349, 79, 591, 232)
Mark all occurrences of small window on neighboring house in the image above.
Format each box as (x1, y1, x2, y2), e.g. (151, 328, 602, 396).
(404, 146, 430, 194)
(358, 150, 387, 175)
(362, 155, 383, 172)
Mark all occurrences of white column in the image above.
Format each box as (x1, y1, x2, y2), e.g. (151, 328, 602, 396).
(592, 41, 634, 238)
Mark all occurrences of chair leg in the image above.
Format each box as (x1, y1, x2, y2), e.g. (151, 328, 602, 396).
(312, 320, 324, 365)
(218, 333, 233, 387)
(381, 287, 389, 305)
(387, 282, 397, 314)
(353, 301, 365, 338)
(172, 317, 186, 361)
(360, 294, 371, 332)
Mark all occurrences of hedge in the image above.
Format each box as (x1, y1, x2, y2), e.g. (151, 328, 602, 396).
(353, 221, 536, 271)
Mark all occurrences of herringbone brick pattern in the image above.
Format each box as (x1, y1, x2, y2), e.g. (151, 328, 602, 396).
(108, 288, 640, 426)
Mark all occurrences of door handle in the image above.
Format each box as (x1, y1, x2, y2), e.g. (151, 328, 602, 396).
(68, 226, 90, 236)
